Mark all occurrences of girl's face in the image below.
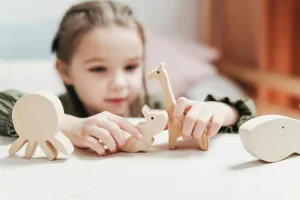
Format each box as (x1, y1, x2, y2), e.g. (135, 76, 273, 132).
(60, 26, 144, 116)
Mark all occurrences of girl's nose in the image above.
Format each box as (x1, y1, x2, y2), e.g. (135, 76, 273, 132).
(110, 71, 126, 91)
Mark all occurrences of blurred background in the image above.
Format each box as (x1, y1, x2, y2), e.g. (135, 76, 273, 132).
(0, 0, 299, 118)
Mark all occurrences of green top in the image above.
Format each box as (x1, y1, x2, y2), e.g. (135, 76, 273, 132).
(0, 89, 256, 137)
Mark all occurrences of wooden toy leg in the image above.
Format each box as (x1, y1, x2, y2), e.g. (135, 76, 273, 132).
(197, 131, 209, 151)
(169, 122, 181, 150)
(8, 137, 27, 156)
(39, 141, 58, 161)
(51, 133, 74, 155)
(25, 141, 38, 159)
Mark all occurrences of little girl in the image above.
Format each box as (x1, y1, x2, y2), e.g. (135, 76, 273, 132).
(0, 1, 256, 155)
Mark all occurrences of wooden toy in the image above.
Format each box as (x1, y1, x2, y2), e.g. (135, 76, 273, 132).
(8, 92, 74, 160)
(121, 105, 168, 153)
(147, 62, 209, 150)
(239, 115, 300, 162)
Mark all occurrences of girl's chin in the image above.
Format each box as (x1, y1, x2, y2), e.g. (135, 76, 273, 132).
(87, 105, 126, 116)
(101, 104, 128, 116)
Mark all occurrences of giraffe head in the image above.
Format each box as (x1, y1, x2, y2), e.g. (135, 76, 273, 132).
(147, 62, 167, 81)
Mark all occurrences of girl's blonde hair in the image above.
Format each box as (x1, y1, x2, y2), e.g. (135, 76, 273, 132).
(51, 0, 149, 117)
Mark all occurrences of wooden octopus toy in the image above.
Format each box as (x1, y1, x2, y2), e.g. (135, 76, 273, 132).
(8, 92, 74, 160)
(239, 115, 300, 162)
(121, 105, 168, 153)
(147, 62, 209, 150)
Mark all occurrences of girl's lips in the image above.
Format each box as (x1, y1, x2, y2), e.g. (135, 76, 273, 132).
(105, 98, 127, 104)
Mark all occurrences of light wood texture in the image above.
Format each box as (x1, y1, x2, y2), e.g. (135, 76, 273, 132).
(121, 105, 168, 153)
(220, 60, 300, 99)
(8, 92, 74, 160)
(206, 1, 300, 117)
(204, 0, 225, 51)
(239, 115, 300, 162)
(258, 0, 272, 104)
(259, 0, 296, 107)
(199, 132, 209, 150)
(148, 62, 209, 150)
(219, 60, 300, 117)
(256, 100, 300, 119)
(200, 0, 212, 44)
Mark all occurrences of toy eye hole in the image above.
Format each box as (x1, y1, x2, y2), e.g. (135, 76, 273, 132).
(151, 117, 154, 120)
(157, 71, 160, 74)
(282, 126, 284, 129)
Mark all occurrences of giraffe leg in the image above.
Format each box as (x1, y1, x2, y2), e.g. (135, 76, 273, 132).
(25, 141, 38, 159)
(197, 130, 209, 151)
(169, 122, 178, 150)
(39, 141, 58, 161)
(8, 137, 27, 156)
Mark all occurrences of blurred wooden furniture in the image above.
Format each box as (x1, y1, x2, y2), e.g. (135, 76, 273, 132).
(201, 0, 300, 118)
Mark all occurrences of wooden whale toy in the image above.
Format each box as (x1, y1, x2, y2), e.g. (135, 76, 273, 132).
(239, 115, 300, 162)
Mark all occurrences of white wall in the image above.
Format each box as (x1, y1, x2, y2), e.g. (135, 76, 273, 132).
(0, 0, 202, 41)
(115, 0, 202, 41)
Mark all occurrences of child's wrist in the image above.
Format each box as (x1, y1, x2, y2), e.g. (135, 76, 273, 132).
(61, 114, 81, 135)
(206, 101, 239, 126)
(220, 103, 239, 126)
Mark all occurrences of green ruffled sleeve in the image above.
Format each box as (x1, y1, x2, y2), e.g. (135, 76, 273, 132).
(204, 94, 256, 133)
(0, 90, 24, 137)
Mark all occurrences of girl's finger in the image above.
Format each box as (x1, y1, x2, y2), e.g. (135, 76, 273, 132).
(89, 126, 117, 153)
(182, 104, 203, 138)
(207, 115, 224, 137)
(85, 136, 106, 156)
(192, 110, 213, 139)
(173, 97, 191, 122)
(105, 112, 142, 140)
(95, 119, 126, 148)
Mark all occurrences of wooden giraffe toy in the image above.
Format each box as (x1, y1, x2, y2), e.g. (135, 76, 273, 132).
(8, 92, 74, 160)
(147, 62, 209, 150)
(121, 105, 168, 153)
(239, 115, 300, 162)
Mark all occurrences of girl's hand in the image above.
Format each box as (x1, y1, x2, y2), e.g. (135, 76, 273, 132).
(61, 111, 142, 156)
(173, 97, 238, 140)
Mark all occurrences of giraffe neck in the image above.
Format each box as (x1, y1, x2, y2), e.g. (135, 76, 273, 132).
(159, 74, 175, 112)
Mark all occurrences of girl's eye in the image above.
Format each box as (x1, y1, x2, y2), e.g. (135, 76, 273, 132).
(89, 67, 107, 73)
(125, 64, 138, 72)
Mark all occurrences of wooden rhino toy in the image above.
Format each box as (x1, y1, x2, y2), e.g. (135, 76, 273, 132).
(121, 105, 168, 153)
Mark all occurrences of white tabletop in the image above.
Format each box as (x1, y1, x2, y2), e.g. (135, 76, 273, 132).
(0, 118, 300, 200)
